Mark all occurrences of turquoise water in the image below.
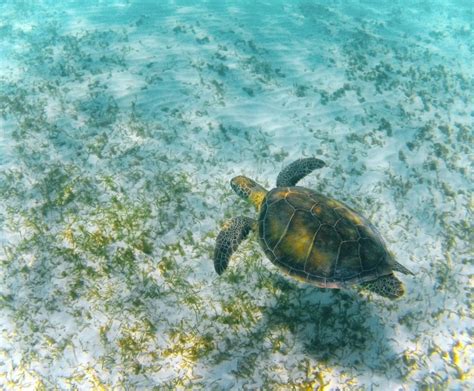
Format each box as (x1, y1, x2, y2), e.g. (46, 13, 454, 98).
(0, 1, 472, 389)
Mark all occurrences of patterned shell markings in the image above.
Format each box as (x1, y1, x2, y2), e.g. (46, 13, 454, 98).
(258, 187, 393, 288)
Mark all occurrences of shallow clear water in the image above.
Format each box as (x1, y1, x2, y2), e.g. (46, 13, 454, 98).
(0, 0, 472, 389)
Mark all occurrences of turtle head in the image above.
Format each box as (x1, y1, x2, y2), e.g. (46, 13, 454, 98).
(231, 176, 267, 211)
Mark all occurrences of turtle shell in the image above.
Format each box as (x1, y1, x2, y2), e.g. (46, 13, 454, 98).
(258, 186, 393, 288)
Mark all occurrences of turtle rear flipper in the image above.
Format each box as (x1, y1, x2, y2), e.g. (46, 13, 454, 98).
(276, 157, 326, 187)
(213, 216, 256, 275)
(361, 274, 404, 299)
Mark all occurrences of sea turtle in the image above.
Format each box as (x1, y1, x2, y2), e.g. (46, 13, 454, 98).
(213, 157, 413, 299)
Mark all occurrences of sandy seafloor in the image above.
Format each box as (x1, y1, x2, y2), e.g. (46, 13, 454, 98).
(0, 0, 472, 389)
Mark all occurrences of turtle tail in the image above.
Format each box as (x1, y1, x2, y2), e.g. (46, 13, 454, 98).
(392, 260, 414, 276)
(213, 216, 256, 275)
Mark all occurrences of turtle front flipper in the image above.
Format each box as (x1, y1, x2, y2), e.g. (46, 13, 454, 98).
(214, 216, 256, 275)
(361, 274, 405, 299)
(276, 158, 326, 187)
